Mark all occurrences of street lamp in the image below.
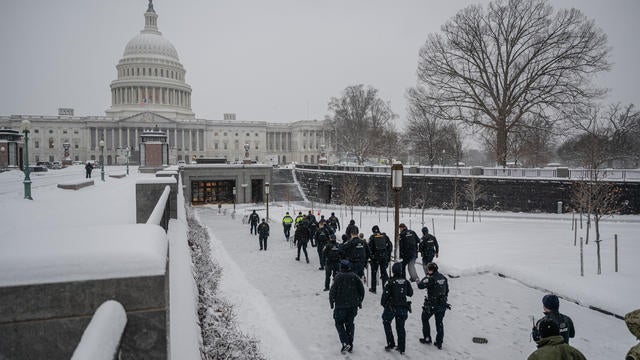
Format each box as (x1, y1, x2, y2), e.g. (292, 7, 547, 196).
(125, 147, 130, 175)
(20, 119, 33, 200)
(264, 182, 270, 221)
(391, 161, 403, 261)
(441, 149, 446, 168)
(99, 139, 105, 181)
(232, 186, 237, 213)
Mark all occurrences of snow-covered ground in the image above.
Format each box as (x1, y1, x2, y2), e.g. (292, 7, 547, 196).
(1, 167, 637, 359)
(196, 203, 638, 359)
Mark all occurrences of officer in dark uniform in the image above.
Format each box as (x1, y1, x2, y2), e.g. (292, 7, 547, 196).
(339, 226, 370, 279)
(418, 227, 439, 277)
(307, 214, 319, 247)
(323, 234, 341, 291)
(345, 220, 357, 239)
(328, 212, 341, 233)
(282, 212, 294, 241)
(399, 223, 420, 282)
(417, 262, 449, 350)
(532, 294, 575, 344)
(257, 218, 270, 250)
(329, 260, 365, 354)
(248, 210, 260, 235)
(367, 225, 392, 293)
(314, 221, 333, 270)
(381, 262, 413, 354)
(294, 217, 310, 263)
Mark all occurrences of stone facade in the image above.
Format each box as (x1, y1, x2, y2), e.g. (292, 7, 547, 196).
(295, 168, 640, 214)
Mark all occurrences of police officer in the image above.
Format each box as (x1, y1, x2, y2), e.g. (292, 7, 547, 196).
(315, 221, 333, 270)
(294, 217, 310, 263)
(282, 212, 294, 241)
(329, 260, 365, 354)
(367, 225, 392, 293)
(339, 226, 369, 279)
(294, 211, 305, 227)
(399, 223, 420, 282)
(307, 214, 319, 247)
(323, 234, 341, 291)
(327, 212, 341, 233)
(418, 227, 439, 277)
(381, 262, 413, 354)
(257, 218, 270, 251)
(532, 294, 575, 344)
(345, 220, 357, 239)
(248, 210, 259, 235)
(417, 262, 449, 350)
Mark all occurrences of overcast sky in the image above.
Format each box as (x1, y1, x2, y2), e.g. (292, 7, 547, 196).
(0, 0, 638, 128)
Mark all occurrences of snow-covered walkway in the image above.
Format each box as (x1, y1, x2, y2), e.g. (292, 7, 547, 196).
(196, 204, 634, 359)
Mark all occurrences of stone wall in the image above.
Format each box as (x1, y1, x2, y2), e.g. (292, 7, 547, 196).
(136, 179, 178, 224)
(0, 275, 168, 360)
(295, 168, 640, 214)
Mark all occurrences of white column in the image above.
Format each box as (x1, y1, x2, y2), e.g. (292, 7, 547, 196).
(135, 128, 139, 148)
(126, 128, 130, 148)
(189, 129, 192, 150)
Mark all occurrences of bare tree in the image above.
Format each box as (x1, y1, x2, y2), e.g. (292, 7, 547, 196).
(465, 177, 485, 222)
(413, 177, 431, 226)
(341, 175, 362, 220)
(329, 85, 396, 164)
(406, 95, 454, 166)
(365, 182, 378, 208)
(409, 0, 610, 166)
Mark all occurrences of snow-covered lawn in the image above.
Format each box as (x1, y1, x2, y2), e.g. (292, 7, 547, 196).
(196, 203, 638, 359)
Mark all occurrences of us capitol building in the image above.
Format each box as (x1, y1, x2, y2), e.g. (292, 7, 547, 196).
(1, 1, 333, 166)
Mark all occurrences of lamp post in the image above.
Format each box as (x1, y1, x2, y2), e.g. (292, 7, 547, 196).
(99, 139, 105, 181)
(391, 161, 403, 261)
(264, 182, 270, 221)
(232, 186, 237, 213)
(125, 147, 130, 175)
(20, 119, 33, 200)
(441, 149, 446, 168)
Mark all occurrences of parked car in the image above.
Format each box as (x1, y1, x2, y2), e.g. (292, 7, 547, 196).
(36, 161, 52, 169)
(51, 161, 62, 169)
(177, 160, 186, 168)
(29, 165, 48, 172)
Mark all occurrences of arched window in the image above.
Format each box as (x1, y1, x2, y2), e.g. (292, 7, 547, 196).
(304, 155, 308, 163)
(143, 68, 146, 76)
(154, 68, 158, 76)
(137, 68, 140, 76)
(160, 69, 164, 77)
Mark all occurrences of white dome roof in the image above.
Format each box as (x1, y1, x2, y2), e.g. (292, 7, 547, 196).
(123, 32, 179, 61)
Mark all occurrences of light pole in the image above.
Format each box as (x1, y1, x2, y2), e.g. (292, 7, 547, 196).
(232, 186, 237, 213)
(99, 139, 105, 181)
(391, 161, 403, 261)
(264, 182, 270, 221)
(20, 119, 33, 200)
(441, 149, 446, 168)
(125, 147, 130, 175)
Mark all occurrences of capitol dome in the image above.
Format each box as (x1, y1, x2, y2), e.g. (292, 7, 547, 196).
(106, 0, 194, 120)
(123, 33, 180, 61)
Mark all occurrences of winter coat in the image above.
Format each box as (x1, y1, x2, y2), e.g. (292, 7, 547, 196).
(368, 232, 392, 263)
(330, 270, 364, 309)
(340, 237, 370, 264)
(527, 335, 586, 360)
(328, 215, 341, 231)
(294, 225, 308, 245)
(417, 271, 449, 307)
(257, 222, 270, 237)
(314, 227, 332, 248)
(345, 222, 357, 237)
(249, 212, 259, 224)
(419, 234, 439, 258)
(399, 229, 419, 260)
(282, 215, 294, 226)
(381, 275, 413, 308)
(533, 312, 575, 344)
(323, 241, 342, 264)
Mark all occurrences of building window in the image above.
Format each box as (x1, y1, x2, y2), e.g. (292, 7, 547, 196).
(246, 133, 250, 136)
(255, 142, 259, 150)
(34, 141, 39, 149)
(223, 143, 227, 150)
(214, 142, 218, 150)
(75, 144, 79, 149)
(35, 155, 39, 162)
(74, 129, 78, 134)
(235, 133, 238, 137)
(75, 155, 79, 161)
(49, 129, 54, 134)
(214, 132, 218, 136)
(63, 129, 67, 134)
(223, 132, 227, 136)
(49, 138, 55, 149)
(255, 133, 258, 136)
(34, 129, 39, 134)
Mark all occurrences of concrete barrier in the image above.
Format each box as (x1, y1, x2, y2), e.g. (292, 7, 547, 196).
(57, 180, 94, 190)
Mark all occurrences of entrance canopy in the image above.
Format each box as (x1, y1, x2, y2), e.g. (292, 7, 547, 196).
(181, 164, 272, 205)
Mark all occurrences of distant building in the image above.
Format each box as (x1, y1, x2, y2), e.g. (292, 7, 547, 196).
(0, 1, 334, 166)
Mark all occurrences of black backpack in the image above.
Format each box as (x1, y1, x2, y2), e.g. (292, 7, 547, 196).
(326, 243, 341, 262)
(386, 279, 409, 307)
(372, 234, 388, 259)
(353, 240, 367, 263)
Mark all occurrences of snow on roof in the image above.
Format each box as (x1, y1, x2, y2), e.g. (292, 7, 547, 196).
(0, 224, 167, 287)
(136, 177, 176, 184)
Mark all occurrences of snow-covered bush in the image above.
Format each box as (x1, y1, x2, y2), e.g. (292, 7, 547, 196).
(187, 210, 266, 360)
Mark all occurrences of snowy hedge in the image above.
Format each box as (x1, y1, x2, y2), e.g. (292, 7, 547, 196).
(187, 210, 266, 360)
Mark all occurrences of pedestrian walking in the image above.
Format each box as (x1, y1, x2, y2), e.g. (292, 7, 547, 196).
(532, 294, 575, 344)
(399, 223, 420, 282)
(314, 221, 332, 270)
(294, 218, 310, 263)
(294, 211, 305, 227)
(248, 210, 259, 235)
(282, 212, 294, 241)
(367, 225, 392, 293)
(381, 262, 413, 354)
(339, 226, 369, 280)
(528, 318, 586, 360)
(329, 259, 365, 354)
(323, 234, 341, 291)
(417, 262, 449, 350)
(257, 218, 270, 251)
(345, 220, 357, 239)
(328, 212, 341, 233)
(85, 161, 93, 179)
(418, 227, 439, 277)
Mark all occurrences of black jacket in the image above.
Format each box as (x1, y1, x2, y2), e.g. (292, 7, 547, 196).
(533, 312, 575, 344)
(323, 241, 342, 263)
(419, 234, 439, 258)
(417, 271, 449, 306)
(257, 222, 270, 236)
(381, 276, 413, 308)
(340, 237, 370, 263)
(249, 212, 259, 224)
(294, 225, 308, 245)
(315, 227, 332, 247)
(330, 271, 365, 309)
(368, 232, 392, 263)
(399, 229, 419, 260)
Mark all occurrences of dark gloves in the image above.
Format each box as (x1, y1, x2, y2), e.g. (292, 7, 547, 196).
(330, 303, 334, 309)
(446, 303, 452, 310)
(358, 303, 362, 309)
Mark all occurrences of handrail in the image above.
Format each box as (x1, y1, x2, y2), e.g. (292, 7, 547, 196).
(71, 300, 127, 360)
(147, 185, 171, 227)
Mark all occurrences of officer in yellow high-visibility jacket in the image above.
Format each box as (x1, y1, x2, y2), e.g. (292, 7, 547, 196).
(294, 212, 305, 228)
(282, 212, 294, 241)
